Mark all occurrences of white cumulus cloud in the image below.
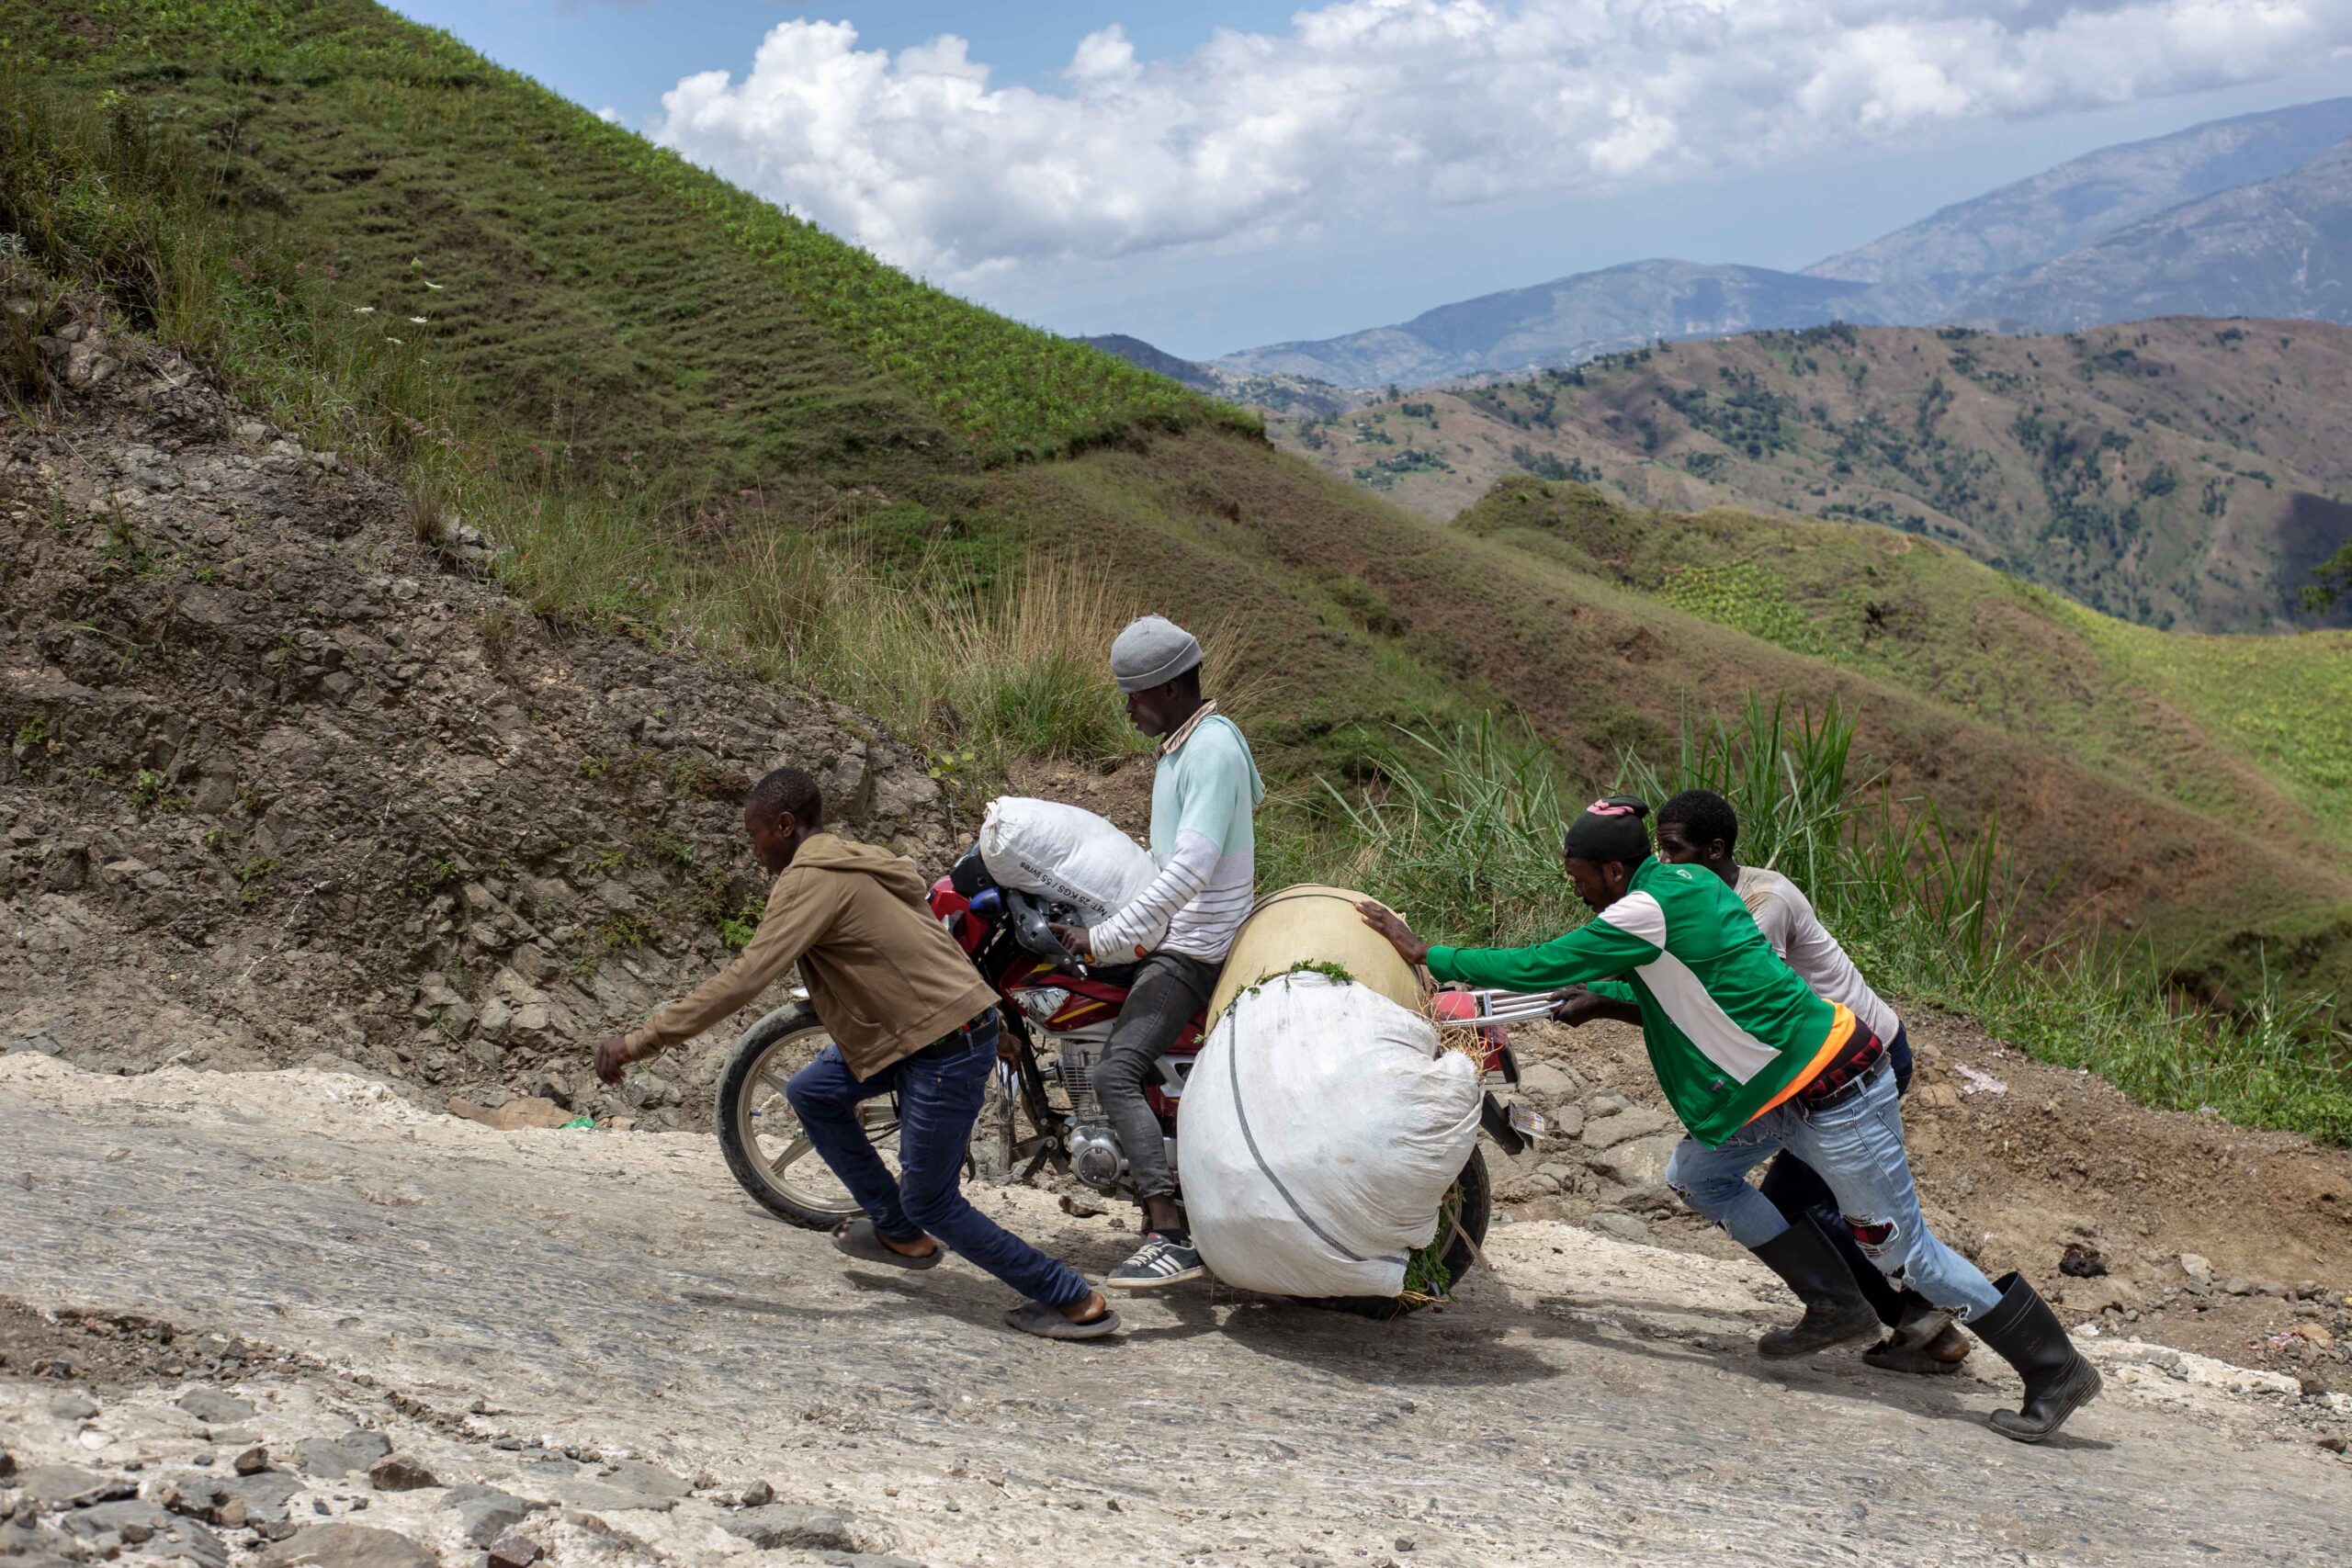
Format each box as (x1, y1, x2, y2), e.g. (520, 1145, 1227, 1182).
(649, 0, 2352, 286)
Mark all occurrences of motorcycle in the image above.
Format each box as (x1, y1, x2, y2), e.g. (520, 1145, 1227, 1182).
(714, 845, 1545, 1312)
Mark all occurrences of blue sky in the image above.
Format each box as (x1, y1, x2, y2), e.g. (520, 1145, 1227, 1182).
(386, 2, 2352, 359)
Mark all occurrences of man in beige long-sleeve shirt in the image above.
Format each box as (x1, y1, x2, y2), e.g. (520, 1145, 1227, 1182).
(593, 766, 1115, 1340)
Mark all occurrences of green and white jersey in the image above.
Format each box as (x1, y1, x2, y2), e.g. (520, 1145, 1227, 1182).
(1425, 857, 1854, 1145)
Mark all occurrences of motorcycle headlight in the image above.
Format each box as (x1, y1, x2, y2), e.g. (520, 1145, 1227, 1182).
(1012, 986, 1071, 1023)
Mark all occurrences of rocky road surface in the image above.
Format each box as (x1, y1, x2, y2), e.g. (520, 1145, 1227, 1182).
(5, 1056, 2350, 1568)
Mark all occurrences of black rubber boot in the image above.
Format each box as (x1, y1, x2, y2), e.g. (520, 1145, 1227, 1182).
(1748, 1219, 1884, 1358)
(1969, 1271, 2102, 1442)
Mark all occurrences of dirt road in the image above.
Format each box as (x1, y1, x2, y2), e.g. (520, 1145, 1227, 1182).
(4, 1054, 2348, 1567)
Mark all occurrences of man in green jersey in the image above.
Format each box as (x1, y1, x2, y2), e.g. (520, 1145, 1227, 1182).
(1359, 795, 2100, 1443)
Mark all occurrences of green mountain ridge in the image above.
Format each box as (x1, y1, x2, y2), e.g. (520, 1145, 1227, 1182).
(8, 0, 2348, 1017)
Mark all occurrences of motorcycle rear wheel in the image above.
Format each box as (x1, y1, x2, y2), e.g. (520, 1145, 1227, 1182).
(715, 1002, 899, 1231)
(1297, 1145, 1492, 1322)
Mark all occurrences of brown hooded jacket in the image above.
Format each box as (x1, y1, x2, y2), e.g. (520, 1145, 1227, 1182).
(624, 834, 996, 1078)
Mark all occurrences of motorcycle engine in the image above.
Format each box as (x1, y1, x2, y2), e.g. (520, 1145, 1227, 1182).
(1068, 1123, 1128, 1190)
(1054, 1041, 1129, 1190)
(1057, 1041, 1105, 1121)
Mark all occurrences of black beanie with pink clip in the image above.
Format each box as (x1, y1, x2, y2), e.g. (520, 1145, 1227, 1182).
(1563, 794, 1652, 865)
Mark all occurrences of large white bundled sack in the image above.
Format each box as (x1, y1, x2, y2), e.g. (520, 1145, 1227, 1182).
(1179, 969, 1482, 1298)
(978, 797, 1158, 929)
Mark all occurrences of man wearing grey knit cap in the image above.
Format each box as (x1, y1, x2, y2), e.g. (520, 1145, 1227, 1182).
(1050, 615, 1263, 1289)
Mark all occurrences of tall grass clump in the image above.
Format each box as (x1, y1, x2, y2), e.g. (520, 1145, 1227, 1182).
(431, 469, 1179, 782)
(829, 559, 1147, 772)
(1281, 717, 1585, 949)
(1286, 696, 2352, 1142)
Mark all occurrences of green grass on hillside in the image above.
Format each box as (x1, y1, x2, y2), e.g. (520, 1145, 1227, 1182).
(1465, 479, 2352, 852)
(9, 0, 1252, 470)
(2075, 612, 2352, 807)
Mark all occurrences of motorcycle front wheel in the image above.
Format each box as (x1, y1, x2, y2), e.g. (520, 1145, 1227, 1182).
(714, 1002, 900, 1230)
(1295, 1145, 1493, 1322)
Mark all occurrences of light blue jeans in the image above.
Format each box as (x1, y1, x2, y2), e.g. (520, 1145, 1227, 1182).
(1664, 1064, 2003, 1320)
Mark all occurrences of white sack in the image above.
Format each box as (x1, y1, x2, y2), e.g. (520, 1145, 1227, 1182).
(1178, 970, 1482, 1299)
(978, 797, 1158, 929)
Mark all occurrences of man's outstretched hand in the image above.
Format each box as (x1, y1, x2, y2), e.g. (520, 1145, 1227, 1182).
(1356, 900, 1430, 966)
(594, 1035, 649, 1087)
(1046, 923, 1091, 964)
(1548, 986, 1609, 1027)
(1550, 986, 1640, 1027)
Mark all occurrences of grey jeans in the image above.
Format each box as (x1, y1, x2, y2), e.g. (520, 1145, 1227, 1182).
(1094, 951, 1220, 1202)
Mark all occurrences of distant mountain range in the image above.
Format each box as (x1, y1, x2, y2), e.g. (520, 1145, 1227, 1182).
(1805, 94, 2352, 307)
(1204, 262, 1875, 389)
(1079, 333, 1365, 419)
(1124, 96, 2352, 389)
(1968, 137, 2352, 331)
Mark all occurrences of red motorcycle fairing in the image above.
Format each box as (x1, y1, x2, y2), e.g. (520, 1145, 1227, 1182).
(1000, 953, 1205, 1053)
(931, 874, 1205, 1055)
(930, 878, 989, 956)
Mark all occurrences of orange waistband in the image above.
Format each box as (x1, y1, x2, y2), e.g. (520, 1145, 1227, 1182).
(1747, 1002, 1858, 1124)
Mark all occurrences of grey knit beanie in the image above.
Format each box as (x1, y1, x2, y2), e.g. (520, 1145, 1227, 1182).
(1110, 615, 1204, 694)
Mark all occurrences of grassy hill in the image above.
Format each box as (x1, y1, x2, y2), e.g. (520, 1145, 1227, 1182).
(1457, 479, 2352, 859)
(1270, 320, 2352, 633)
(7, 0, 2348, 1123)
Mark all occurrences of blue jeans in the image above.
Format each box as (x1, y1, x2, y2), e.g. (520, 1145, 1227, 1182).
(1664, 1060, 2003, 1320)
(786, 1010, 1091, 1307)
(1758, 1024, 1917, 1326)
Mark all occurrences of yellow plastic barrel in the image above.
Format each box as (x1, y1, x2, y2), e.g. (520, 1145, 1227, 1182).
(1204, 885, 1425, 1021)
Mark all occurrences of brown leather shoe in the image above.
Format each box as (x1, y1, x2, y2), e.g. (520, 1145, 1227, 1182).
(1864, 1324, 1970, 1375)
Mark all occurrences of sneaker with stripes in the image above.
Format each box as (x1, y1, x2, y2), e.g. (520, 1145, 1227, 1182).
(1107, 1232, 1206, 1290)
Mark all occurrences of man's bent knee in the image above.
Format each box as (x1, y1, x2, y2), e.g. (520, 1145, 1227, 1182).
(1091, 1043, 1151, 1101)
(1841, 1212, 1917, 1286)
(783, 1069, 827, 1119)
(1663, 1145, 1736, 1216)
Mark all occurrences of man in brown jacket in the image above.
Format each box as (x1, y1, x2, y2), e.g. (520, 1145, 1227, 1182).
(594, 766, 1116, 1340)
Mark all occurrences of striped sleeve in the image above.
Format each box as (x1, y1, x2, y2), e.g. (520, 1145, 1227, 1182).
(1425, 892, 1667, 990)
(1086, 829, 1217, 959)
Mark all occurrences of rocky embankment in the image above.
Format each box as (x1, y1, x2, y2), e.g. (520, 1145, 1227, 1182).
(0, 1292, 905, 1568)
(0, 310, 955, 1129)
